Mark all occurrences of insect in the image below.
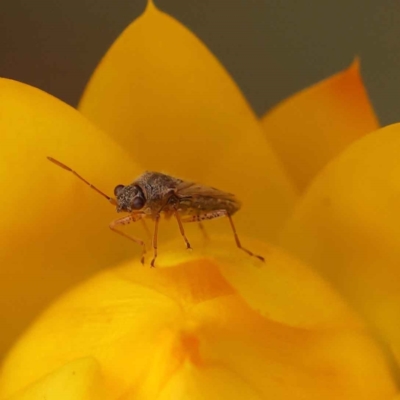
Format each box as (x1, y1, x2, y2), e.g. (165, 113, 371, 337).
(48, 157, 264, 267)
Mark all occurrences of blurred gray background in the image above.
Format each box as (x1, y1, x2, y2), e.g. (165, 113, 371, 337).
(0, 0, 398, 124)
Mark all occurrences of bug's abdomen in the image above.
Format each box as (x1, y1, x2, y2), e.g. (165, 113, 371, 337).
(178, 196, 240, 216)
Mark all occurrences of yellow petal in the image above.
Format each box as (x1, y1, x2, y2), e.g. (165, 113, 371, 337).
(0, 243, 396, 399)
(0, 78, 142, 356)
(156, 364, 263, 400)
(280, 123, 400, 367)
(151, 237, 362, 330)
(79, 1, 297, 241)
(211, 241, 361, 330)
(162, 326, 395, 400)
(4, 358, 106, 400)
(261, 59, 379, 190)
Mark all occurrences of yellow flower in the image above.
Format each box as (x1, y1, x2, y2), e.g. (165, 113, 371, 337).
(0, 1, 398, 399)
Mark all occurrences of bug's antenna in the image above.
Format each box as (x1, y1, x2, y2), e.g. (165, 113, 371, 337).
(47, 157, 117, 205)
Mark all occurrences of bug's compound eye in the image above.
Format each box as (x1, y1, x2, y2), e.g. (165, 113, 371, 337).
(114, 184, 125, 197)
(132, 196, 145, 209)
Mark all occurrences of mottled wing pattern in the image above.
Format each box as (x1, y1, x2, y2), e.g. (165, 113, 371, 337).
(175, 181, 236, 200)
(175, 181, 241, 216)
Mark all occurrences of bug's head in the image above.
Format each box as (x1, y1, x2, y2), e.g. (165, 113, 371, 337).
(114, 184, 146, 213)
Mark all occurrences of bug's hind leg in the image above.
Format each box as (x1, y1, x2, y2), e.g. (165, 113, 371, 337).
(198, 221, 209, 241)
(226, 213, 265, 262)
(174, 211, 192, 250)
(182, 210, 264, 261)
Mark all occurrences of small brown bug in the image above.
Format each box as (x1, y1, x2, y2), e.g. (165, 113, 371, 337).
(48, 157, 264, 266)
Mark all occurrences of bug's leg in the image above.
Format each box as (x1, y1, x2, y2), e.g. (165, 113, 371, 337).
(174, 211, 192, 250)
(198, 221, 209, 241)
(48, 157, 117, 205)
(182, 211, 264, 261)
(150, 214, 161, 268)
(141, 218, 152, 241)
(109, 215, 146, 264)
(226, 214, 265, 262)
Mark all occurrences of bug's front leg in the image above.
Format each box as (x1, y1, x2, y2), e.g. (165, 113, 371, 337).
(140, 219, 152, 240)
(150, 214, 160, 268)
(109, 214, 147, 264)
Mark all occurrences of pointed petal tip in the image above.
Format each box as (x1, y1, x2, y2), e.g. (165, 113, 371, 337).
(261, 54, 377, 190)
(145, 0, 156, 11)
(79, 0, 297, 239)
(350, 55, 361, 71)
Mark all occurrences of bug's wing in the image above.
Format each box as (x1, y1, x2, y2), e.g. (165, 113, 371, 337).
(175, 181, 236, 200)
(175, 181, 241, 215)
